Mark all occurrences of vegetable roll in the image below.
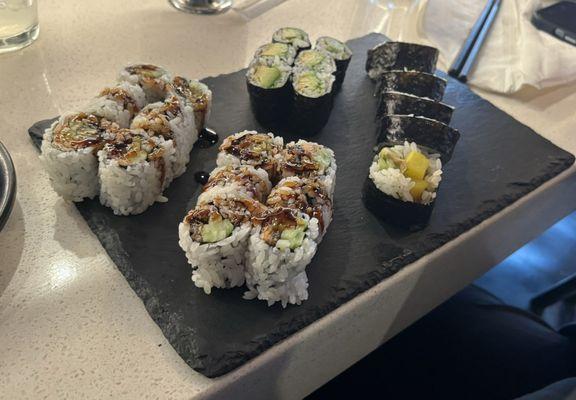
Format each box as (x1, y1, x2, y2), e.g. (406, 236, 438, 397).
(376, 91, 454, 125)
(198, 165, 272, 205)
(217, 130, 284, 183)
(377, 115, 460, 164)
(118, 63, 172, 103)
(374, 71, 447, 102)
(84, 82, 147, 128)
(363, 142, 442, 230)
(244, 207, 319, 307)
(278, 139, 337, 196)
(253, 42, 297, 65)
(290, 69, 335, 136)
(98, 129, 175, 216)
(40, 112, 118, 202)
(366, 41, 439, 80)
(315, 36, 352, 91)
(246, 58, 293, 130)
(169, 76, 213, 133)
(130, 95, 196, 177)
(272, 27, 311, 53)
(293, 49, 336, 75)
(178, 196, 267, 294)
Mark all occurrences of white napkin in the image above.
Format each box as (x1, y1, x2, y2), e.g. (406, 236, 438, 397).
(420, 0, 576, 93)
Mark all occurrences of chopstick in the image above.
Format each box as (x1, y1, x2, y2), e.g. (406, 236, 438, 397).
(448, 0, 497, 79)
(457, 0, 501, 83)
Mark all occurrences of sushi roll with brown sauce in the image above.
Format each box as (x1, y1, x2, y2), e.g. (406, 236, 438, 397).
(40, 112, 120, 201)
(118, 63, 172, 103)
(198, 165, 272, 205)
(169, 76, 213, 133)
(98, 128, 176, 216)
(84, 82, 147, 128)
(245, 207, 320, 307)
(272, 27, 311, 53)
(178, 195, 267, 294)
(279, 139, 336, 196)
(366, 41, 439, 80)
(217, 130, 284, 183)
(131, 94, 196, 177)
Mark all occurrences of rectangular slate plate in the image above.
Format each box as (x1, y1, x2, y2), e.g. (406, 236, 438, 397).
(29, 33, 574, 378)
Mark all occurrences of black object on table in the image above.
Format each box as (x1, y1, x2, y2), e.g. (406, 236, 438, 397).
(0, 140, 16, 232)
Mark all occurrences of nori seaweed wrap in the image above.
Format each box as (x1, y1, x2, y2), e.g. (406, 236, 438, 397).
(272, 27, 311, 53)
(246, 59, 293, 130)
(377, 115, 460, 164)
(289, 70, 335, 136)
(374, 71, 447, 101)
(315, 36, 353, 91)
(376, 91, 454, 125)
(366, 41, 439, 80)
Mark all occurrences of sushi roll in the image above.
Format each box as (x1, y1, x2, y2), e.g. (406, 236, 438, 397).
(40, 112, 119, 202)
(217, 130, 284, 183)
(198, 165, 272, 205)
(374, 71, 447, 102)
(377, 115, 460, 164)
(83, 82, 147, 128)
(178, 196, 267, 294)
(130, 95, 196, 177)
(253, 42, 297, 65)
(272, 27, 311, 53)
(376, 91, 454, 125)
(98, 129, 176, 216)
(278, 139, 337, 196)
(244, 207, 319, 307)
(169, 76, 213, 133)
(118, 63, 172, 103)
(366, 41, 439, 80)
(363, 141, 442, 230)
(315, 36, 353, 91)
(293, 49, 336, 75)
(290, 69, 335, 136)
(246, 58, 293, 129)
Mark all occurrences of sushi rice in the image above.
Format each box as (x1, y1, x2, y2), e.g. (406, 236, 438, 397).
(83, 82, 147, 128)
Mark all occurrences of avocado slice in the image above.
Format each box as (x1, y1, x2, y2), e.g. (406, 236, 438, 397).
(278, 227, 306, 250)
(295, 72, 322, 94)
(313, 148, 332, 170)
(282, 28, 303, 39)
(253, 65, 281, 89)
(261, 43, 288, 57)
(299, 51, 324, 67)
(201, 219, 234, 243)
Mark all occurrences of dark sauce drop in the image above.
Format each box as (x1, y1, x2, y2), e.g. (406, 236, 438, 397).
(197, 128, 219, 148)
(194, 171, 210, 185)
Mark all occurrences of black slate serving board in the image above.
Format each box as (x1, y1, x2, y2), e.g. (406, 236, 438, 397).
(29, 33, 574, 378)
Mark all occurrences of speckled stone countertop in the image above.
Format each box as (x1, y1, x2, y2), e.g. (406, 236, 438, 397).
(0, 1, 575, 399)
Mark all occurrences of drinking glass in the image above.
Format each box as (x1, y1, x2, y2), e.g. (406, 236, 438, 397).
(168, 0, 233, 14)
(0, 0, 39, 54)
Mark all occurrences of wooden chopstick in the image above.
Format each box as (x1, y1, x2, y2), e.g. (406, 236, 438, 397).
(458, 0, 501, 83)
(448, 0, 497, 79)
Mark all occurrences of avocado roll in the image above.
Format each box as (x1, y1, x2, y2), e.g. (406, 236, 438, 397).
(169, 76, 213, 133)
(178, 196, 267, 294)
(84, 82, 147, 128)
(245, 207, 319, 307)
(272, 27, 311, 53)
(377, 115, 460, 164)
(254, 42, 297, 65)
(39, 112, 119, 202)
(374, 70, 447, 102)
(198, 165, 272, 205)
(130, 94, 196, 177)
(118, 63, 172, 103)
(217, 130, 284, 183)
(377, 91, 454, 125)
(293, 49, 336, 75)
(366, 41, 439, 80)
(98, 129, 176, 216)
(363, 141, 442, 230)
(246, 58, 293, 130)
(315, 36, 353, 91)
(290, 70, 335, 136)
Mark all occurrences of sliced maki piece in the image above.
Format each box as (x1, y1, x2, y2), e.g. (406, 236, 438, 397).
(254, 42, 297, 65)
(374, 70, 447, 102)
(84, 83, 147, 128)
(366, 41, 439, 80)
(246, 59, 293, 130)
(363, 141, 442, 230)
(118, 63, 172, 103)
(169, 76, 213, 133)
(272, 27, 311, 53)
(377, 115, 460, 164)
(376, 91, 454, 125)
(198, 165, 272, 205)
(293, 49, 336, 75)
(315, 36, 353, 91)
(290, 70, 335, 136)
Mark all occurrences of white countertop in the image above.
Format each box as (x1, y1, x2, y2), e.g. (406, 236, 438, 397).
(1, 1, 575, 399)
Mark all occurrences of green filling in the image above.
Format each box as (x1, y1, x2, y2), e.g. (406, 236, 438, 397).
(261, 43, 288, 57)
(253, 65, 281, 89)
(313, 148, 332, 170)
(281, 28, 303, 40)
(201, 219, 234, 243)
(295, 72, 323, 95)
(275, 218, 308, 250)
(299, 51, 324, 67)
